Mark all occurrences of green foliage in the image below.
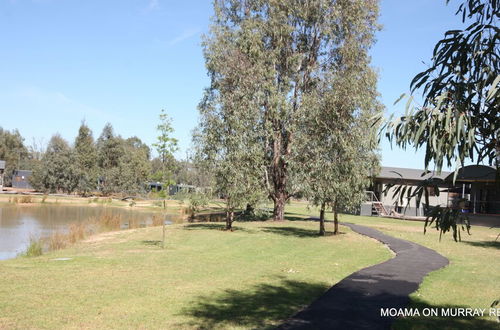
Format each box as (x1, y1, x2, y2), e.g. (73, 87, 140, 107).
(187, 192, 209, 217)
(0, 127, 30, 186)
(382, 0, 499, 241)
(22, 238, 43, 257)
(74, 122, 98, 196)
(424, 206, 471, 241)
(198, 0, 382, 222)
(95, 124, 151, 195)
(292, 0, 382, 234)
(31, 134, 79, 194)
(152, 110, 178, 185)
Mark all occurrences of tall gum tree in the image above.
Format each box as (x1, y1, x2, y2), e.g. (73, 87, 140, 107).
(202, 0, 381, 220)
(295, 0, 382, 235)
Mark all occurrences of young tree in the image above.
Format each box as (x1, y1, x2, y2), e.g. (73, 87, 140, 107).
(383, 0, 499, 239)
(203, 0, 381, 220)
(195, 98, 265, 230)
(74, 122, 97, 195)
(153, 110, 178, 185)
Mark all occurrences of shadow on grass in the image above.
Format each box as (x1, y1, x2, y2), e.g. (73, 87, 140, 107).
(393, 298, 500, 330)
(183, 223, 253, 232)
(141, 240, 162, 246)
(262, 226, 319, 237)
(462, 240, 500, 249)
(182, 279, 328, 329)
(262, 226, 344, 238)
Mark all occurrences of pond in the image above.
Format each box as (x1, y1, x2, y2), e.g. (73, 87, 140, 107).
(0, 204, 182, 260)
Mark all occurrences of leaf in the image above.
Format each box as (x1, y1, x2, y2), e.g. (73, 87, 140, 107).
(393, 93, 406, 105)
(486, 74, 500, 101)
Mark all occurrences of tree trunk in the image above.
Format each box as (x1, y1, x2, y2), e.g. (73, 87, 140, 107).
(273, 195, 286, 221)
(245, 203, 254, 216)
(319, 202, 326, 236)
(333, 203, 339, 235)
(269, 124, 290, 221)
(225, 210, 234, 231)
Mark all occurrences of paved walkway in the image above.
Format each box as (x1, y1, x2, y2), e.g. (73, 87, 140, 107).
(278, 223, 449, 330)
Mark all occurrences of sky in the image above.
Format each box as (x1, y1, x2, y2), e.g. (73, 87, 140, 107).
(0, 0, 466, 169)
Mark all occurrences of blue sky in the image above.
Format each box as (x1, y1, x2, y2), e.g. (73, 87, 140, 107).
(0, 0, 465, 168)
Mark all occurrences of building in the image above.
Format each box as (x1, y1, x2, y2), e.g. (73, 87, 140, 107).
(168, 184, 196, 196)
(146, 181, 164, 192)
(0, 160, 5, 189)
(11, 170, 33, 189)
(362, 165, 499, 217)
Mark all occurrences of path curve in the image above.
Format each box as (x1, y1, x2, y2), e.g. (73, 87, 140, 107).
(278, 222, 449, 330)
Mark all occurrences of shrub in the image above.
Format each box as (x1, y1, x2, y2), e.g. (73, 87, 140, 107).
(48, 232, 67, 251)
(152, 214, 164, 226)
(22, 238, 43, 257)
(19, 195, 33, 203)
(68, 223, 86, 243)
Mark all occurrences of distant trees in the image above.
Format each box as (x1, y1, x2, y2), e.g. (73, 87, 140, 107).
(31, 134, 78, 193)
(23, 123, 151, 195)
(74, 122, 98, 196)
(196, 0, 382, 227)
(0, 127, 30, 186)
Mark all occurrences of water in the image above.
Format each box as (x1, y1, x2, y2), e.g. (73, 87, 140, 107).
(0, 204, 181, 260)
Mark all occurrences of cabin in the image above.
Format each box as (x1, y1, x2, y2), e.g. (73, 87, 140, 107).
(168, 184, 196, 196)
(146, 181, 164, 192)
(0, 160, 5, 189)
(11, 170, 33, 189)
(362, 165, 499, 217)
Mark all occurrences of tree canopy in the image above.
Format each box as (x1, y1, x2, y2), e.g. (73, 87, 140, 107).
(383, 0, 499, 240)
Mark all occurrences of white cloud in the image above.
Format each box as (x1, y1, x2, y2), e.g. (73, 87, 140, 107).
(145, 0, 160, 12)
(168, 28, 200, 46)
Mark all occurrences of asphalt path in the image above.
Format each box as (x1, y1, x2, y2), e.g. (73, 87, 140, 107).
(278, 222, 449, 330)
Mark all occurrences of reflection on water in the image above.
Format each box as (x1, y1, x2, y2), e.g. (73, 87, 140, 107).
(0, 204, 182, 260)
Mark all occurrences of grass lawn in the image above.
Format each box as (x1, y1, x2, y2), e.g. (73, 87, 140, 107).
(338, 215, 500, 329)
(0, 220, 390, 329)
(1, 200, 498, 329)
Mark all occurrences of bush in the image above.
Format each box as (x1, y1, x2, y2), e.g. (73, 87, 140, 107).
(22, 238, 43, 257)
(188, 192, 209, 218)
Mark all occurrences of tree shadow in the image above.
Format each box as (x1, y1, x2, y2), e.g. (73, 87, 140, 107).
(181, 279, 329, 329)
(277, 274, 499, 330)
(141, 240, 162, 246)
(462, 240, 500, 249)
(183, 223, 252, 232)
(261, 226, 321, 238)
(261, 226, 344, 238)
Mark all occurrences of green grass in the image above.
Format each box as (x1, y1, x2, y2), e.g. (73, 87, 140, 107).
(336, 215, 500, 329)
(1, 201, 498, 329)
(0, 220, 390, 329)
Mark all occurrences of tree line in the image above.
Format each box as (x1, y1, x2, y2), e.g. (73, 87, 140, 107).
(0, 118, 210, 195)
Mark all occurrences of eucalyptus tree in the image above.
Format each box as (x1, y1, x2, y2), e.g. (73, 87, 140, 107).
(383, 0, 499, 240)
(202, 0, 381, 220)
(74, 122, 97, 195)
(196, 17, 266, 229)
(295, 1, 382, 235)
